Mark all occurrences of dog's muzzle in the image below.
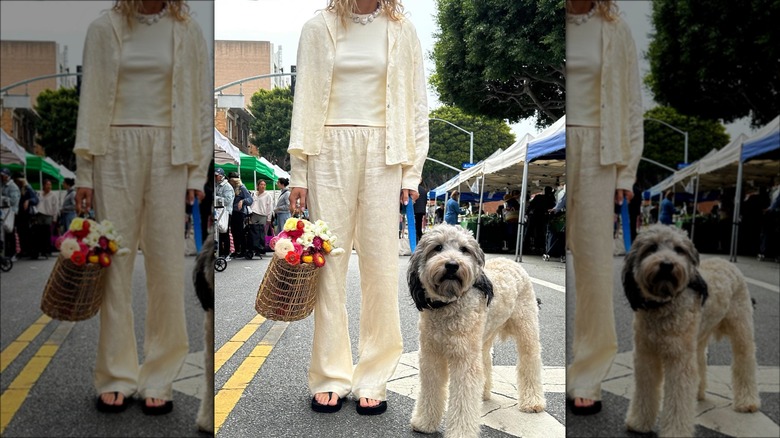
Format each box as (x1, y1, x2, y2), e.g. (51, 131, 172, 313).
(443, 261, 459, 280)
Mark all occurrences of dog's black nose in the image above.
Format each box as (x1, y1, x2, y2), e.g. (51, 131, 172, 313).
(659, 261, 674, 272)
(444, 261, 459, 273)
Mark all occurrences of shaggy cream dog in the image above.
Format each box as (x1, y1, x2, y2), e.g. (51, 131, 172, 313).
(193, 233, 214, 434)
(622, 225, 760, 437)
(408, 224, 545, 438)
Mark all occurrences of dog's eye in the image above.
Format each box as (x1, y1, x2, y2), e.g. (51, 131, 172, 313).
(674, 246, 685, 254)
(433, 244, 443, 252)
(646, 243, 658, 253)
(459, 246, 469, 254)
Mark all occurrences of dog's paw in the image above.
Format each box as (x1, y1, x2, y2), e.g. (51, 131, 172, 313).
(625, 418, 654, 434)
(411, 420, 438, 434)
(518, 403, 545, 413)
(734, 402, 760, 413)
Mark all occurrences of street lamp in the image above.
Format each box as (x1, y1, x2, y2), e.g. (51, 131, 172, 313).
(645, 117, 689, 166)
(429, 118, 474, 165)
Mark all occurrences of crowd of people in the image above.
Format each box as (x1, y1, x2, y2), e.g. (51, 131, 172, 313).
(1, 168, 77, 261)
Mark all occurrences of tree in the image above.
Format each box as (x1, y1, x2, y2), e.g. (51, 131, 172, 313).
(425, 106, 516, 189)
(431, 0, 565, 128)
(646, 0, 780, 128)
(247, 87, 293, 168)
(34, 87, 79, 170)
(638, 106, 730, 188)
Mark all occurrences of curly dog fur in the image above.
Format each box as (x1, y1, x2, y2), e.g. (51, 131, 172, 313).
(193, 233, 214, 434)
(408, 224, 545, 438)
(622, 225, 760, 437)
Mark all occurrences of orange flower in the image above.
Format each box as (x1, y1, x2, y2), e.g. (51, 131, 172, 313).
(70, 251, 86, 266)
(285, 251, 301, 265)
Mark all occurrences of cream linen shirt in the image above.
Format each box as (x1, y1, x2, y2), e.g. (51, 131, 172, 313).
(73, 10, 212, 192)
(287, 11, 429, 191)
(598, 17, 644, 191)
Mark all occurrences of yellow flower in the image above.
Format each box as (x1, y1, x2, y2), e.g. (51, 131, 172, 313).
(69, 217, 85, 232)
(301, 254, 314, 264)
(283, 217, 300, 231)
(322, 241, 332, 254)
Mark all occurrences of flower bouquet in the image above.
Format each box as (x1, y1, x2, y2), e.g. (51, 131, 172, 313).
(255, 217, 344, 321)
(41, 218, 128, 321)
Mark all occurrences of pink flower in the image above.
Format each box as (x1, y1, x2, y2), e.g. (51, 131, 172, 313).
(98, 236, 109, 249)
(312, 236, 323, 250)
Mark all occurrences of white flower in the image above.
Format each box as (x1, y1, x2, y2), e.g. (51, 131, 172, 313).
(274, 238, 295, 259)
(116, 247, 131, 256)
(59, 238, 80, 259)
(330, 247, 346, 256)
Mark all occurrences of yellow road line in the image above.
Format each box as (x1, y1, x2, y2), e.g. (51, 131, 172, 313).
(214, 321, 288, 434)
(215, 314, 265, 372)
(0, 315, 52, 373)
(0, 320, 74, 434)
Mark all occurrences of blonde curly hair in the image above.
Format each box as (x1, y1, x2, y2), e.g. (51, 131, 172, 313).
(112, 1, 190, 28)
(325, 0, 405, 27)
(566, 0, 619, 22)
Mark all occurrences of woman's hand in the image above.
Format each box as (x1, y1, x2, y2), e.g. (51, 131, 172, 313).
(615, 189, 634, 206)
(289, 187, 308, 213)
(187, 189, 205, 205)
(400, 189, 419, 206)
(75, 188, 93, 216)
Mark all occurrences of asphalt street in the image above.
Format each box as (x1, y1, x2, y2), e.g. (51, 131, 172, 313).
(214, 248, 567, 438)
(0, 252, 210, 437)
(565, 249, 780, 438)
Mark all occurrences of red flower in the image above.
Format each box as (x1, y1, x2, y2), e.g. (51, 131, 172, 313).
(98, 236, 109, 249)
(312, 236, 323, 250)
(70, 251, 86, 266)
(296, 220, 305, 231)
(312, 252, 326, 268)
(285, 251, 301, 265)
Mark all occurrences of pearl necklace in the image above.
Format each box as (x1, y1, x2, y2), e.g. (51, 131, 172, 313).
(351, 2, 382, 25)
(566, 6, 595, 25)
(135, 5, 168, 25)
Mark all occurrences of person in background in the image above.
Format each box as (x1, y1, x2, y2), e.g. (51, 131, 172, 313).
(249, 180, 274, 256)
(444, 190, 465, 225)
(214, 167, 234, 259)
(1, 168, 21, 259)
(36, 178, 60, 258)
(659, 190, 676, 225)
(413, 181, 427, 244)
(73, 0, 211, 415)
(286, 0, 428, 415)
(59, 178, 77, 233)
(228, 172, 252, 259)
(273, 177, 291, 234)
(565, 0, 644, 415)
(13, 173, 38, 259)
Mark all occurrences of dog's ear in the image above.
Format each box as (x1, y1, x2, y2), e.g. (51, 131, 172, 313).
(407, 250, 427, 311)
(622, 247, 644, 311)
(688, 269, 709, 306)
(474, 271, 494, 306)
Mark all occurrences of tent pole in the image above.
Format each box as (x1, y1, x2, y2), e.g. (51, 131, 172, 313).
(516, 159, 530, 263)
(476, 174, 485, 243)
(730, 156, 744, 262)
(691, 176, 700, 242)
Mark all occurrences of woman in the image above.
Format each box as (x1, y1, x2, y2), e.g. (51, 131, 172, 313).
(12, 174, 38, 259)
(565, 0, 643, 415)
(287, 0, 428, 415)
(74, 0, 211, 415)
(273, 177, 291, 234)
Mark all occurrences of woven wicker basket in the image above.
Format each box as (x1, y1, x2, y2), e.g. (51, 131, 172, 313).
(41, 257, 106, 321)
(255, 255, 320, 321)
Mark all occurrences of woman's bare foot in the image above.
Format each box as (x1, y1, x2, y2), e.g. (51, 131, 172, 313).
(145, 397, 167, 408)
(574, 397, 595, 408)
(100, 392, 125, 406)
(358, 397, 381, 408)
(314, 392, 339, 406)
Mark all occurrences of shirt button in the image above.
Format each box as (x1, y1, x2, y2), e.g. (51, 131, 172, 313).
(387, 104, 391, 109)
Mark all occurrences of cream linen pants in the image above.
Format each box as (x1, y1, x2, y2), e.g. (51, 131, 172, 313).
(306, 127, 404, 401)
(566, 126, 619, 401)
(92, 127, 189, 400)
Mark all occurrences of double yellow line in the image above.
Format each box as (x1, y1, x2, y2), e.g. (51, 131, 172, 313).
(214, 315, 290, 434)
(0, 315, 73, 434)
